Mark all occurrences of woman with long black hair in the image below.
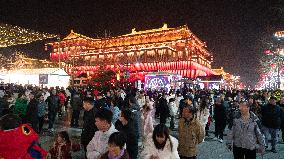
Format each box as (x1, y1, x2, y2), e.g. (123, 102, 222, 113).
(141, 124, 179, 159)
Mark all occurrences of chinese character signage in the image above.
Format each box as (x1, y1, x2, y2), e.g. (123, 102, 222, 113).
(39, 74, 48, 84)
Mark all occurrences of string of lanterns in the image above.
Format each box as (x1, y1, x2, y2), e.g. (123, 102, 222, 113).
(0, 23, 58, 48)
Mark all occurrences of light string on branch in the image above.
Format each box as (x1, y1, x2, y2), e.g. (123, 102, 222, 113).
(0, 23, 58, 48)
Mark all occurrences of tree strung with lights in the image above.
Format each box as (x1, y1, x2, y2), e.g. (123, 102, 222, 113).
(92, 59, 116, 92)
(0, 23, 58, 48)
(256, 31, 284, 89)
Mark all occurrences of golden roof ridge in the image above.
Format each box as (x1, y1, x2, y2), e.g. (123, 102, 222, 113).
(121, 24, 188, 37)
(63, 30, 100, 41)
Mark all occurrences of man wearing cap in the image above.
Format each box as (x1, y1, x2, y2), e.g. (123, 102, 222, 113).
(179, 95, 193, 118)
(261, 96, 283, 153)
(178, 106, 204, 159)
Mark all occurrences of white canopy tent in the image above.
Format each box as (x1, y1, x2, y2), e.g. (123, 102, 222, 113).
(0, 68, 70, 88)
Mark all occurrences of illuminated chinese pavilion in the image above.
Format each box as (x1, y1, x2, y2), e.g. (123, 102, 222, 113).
(47, 24, 216, 81)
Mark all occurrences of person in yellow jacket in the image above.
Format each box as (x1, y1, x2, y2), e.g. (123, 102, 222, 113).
(178, 106, 204, 159)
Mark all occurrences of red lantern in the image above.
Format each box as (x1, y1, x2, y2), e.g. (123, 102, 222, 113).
(186, 70, 190, 77)
(140, 63, 144, 71)
(265, 50, 272, 55)
(149, 63, 153, 70)
(154, 62, 157, 70)
(144, 63, 147, 71)
(270, 63, 276, 67)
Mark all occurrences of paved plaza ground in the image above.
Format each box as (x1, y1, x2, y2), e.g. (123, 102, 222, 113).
(39, 110, 284, 159)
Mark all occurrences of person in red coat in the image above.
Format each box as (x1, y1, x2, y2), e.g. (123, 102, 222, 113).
(57, 91, 66, 117)
(49, 131, 80, 159)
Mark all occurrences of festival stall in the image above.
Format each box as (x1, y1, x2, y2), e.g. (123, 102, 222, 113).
(144, 72, 182, 92)
(0, 68, 70, 88)
(196, 75, 224, 89)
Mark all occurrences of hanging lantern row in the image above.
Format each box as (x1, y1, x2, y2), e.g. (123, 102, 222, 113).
(66, 60, 214, 79)
(275, 30, 284, 39)
(49, 39, 210, 61)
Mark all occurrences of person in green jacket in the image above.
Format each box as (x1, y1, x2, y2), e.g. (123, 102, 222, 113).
(13, 92, 28, 122)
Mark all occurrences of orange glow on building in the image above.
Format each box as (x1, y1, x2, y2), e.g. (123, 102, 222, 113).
(47, 24, 217, 80)
(275, 30, 284, 38)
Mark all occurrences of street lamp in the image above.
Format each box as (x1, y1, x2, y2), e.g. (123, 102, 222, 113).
(72, 44, 77, 86)
(57, 36, 61, 69)
(276, 52, 283, 89)
(274, 31, 284, 89)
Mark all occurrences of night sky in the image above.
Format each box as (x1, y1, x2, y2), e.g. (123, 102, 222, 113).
(1, 0, 284, 87)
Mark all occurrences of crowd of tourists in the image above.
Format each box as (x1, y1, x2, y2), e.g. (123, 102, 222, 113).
(0, 83, 284, 159)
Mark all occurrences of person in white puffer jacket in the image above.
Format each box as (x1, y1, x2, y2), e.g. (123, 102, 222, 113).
(86, 109, 118, 159)
(141, 101, 154, 147)
(196, 96, 210, 137)
(137, 91, 146, 108)
(141, 124, 180, 159)
(168, 98, 178, 130)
